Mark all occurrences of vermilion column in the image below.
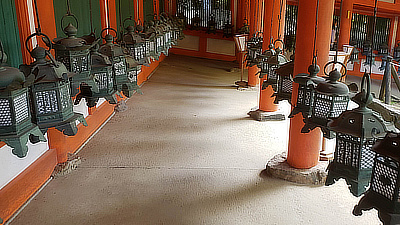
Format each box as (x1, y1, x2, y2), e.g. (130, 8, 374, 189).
(100, 0, 118, 30)
(287, 0, 335, 169)
(338, 0, 354, 49)
(247, 0, 262, 87)
(259, 0, 286, 112)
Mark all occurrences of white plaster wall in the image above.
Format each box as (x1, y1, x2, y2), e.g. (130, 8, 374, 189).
(0, 134, 49, 190)
(174, 35, 200, 51)
(206, 39, 235, 56)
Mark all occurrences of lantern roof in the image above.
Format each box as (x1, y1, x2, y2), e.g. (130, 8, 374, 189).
(372, 132, 400, 162)
(275, 61, 294, 77)
(90, 45, 112, 68)
(293, 63, 325, 86)
(266, 53, 288, 66)
(0, 66, 25, 90)
(20, 47, 71, 83)
(316, 69, 349, 95)
(99, 35, 127, 57)
(53, 23, 89, 49)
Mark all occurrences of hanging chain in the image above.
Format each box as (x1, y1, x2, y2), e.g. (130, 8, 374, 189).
(277, 0, 284, 41)
(334, 0, 344, 63)
(269, 0, 276, 44)
(89, 0, 94, 33)
(370, 0, 378, 74)
(312, 0, 320, 63)
(66, 0, 72, 15)
(33, 0, 42, 33)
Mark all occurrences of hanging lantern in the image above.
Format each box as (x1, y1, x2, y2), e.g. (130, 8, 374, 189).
(353, 132, 400, 225)
(0, 41, 46, 158)
(121, 18, 149, 66)
(362, 41, 376, 66)
(238, 19, 250, 34)
(223, 22, 233, 38)
(191, 14, 201, 30)
(98, 28, 141, 98)
(207, 16, 217, 34)
(263, 47, 288, 92)
(20, 33, 87, 136)
(326, 72, 389, 196)
(378, 43, 389, 56)
(273, 60, 294, 104)
(349, 47, 360, 64)
(362, 41, 372, 56)
(74, 45, 119, 107)
(393, 42, 400, 62)
(302, 62, 350, 138)
(258, 43, 276, 78)
(52, 15, 98, 97)
(246, 33, 263, 67)
(289, 61, 325, 119)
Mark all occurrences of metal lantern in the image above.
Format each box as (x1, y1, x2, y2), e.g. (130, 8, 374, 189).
(75, 45, 119, 107)
(393, 42, 400, 62)
(326, 72, 389, 196)
(273, 60, 294, 103)
(258, 44, 276, 78)
(362, 41, 372, 56)
(288, 61, 325, 119)
(0, 42, 46, 158)
(52, 20, 98, 97)
(207, 16, 217, 34)
(20, 33, 87, 136)
(378, 43, 389, 56)
(246, 33, 263, 67)
(302, 63, 350, 138)
(191, 14, 201, 30)
(223, 22, 233, 38)
(238, 19, 250, 34)
(349, 47, 360, 64)
(362, 41, 376, 66)
(122, 21, 148, 66)
(263, 47, 288, 91)
(353, 132, 400, 225)
(99, 28, 141, 98)
(125, 56, 143, 98)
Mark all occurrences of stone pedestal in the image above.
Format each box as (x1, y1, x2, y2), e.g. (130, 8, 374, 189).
(266, 152, 329, 185)
(248, 108, 286, 121)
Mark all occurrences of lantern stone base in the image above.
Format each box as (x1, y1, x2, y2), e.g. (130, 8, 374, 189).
(266, 152, 328, 185)
(248, 108, 286, 121)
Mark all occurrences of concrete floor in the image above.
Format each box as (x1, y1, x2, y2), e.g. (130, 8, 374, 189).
(10, 54, 381, 225)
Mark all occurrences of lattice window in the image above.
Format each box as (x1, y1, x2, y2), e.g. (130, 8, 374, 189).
(176, 0, 232, 30)
(114, 60, 126, 76)
(35, 90, 59, 114)
(281, 77, 293, 93)
(360, 140, 376, 169)
(95, 72, 109, 90)
(13, 92, 29, 124)
(313, 93, 332, 119)
(0, 99, 12, 126)
(128, 70, 137, 82)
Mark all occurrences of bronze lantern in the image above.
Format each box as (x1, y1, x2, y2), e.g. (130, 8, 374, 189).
(0, 40, 46, 158)
(326, 72, 390, 196)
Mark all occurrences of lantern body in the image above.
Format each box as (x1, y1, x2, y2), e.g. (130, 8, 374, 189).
(263, 54, 289, 92)
(326, 132, 376, 196)
(354, 132, 400, 225)
(55, 48, 98, 97)
(274, 65, 293, 104)
(30, 79, 86, 135)
(378, 43, 389, 56)
(145, 38, 156, 58)
(0, 87, 46, 158)
(124, 65, 142, 98)
(350, 47, 360, 64)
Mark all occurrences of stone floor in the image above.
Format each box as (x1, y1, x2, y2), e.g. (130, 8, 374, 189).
(9, 54, 381, 225)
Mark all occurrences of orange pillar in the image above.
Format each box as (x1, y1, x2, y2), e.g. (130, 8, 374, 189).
(338, 0, 353, 49)
(14, 0, 34, 64)
(100, 0, 118, 30)
(247, 0, 262, 87)
(259, 0, 286, 112)
(287, 0, 335, 169)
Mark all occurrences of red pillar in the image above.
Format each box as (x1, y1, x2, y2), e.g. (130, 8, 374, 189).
(100, 0, 118, 30)
(287, 0, 335, 169)
(259, 0, 286, 112)
(338, 0, 354, 49)
(247, 0, 262, 87)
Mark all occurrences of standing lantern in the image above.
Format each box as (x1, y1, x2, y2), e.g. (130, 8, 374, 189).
(302, 62, 350, 138)
(20, 33, 87, 136)
(52, 15, 98, 97)
(353, 132, 400, 225)
(326, 72, 389, 196)
(0, 41, 46, 158)
(75, 44, 119, 107)
(273, 60, 294, 104)
(289, 60, 325, 119)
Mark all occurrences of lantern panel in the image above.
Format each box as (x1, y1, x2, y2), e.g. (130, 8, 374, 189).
(281, 77, 293, 93)
(297, 88, 304, 105)
(128, 70, 137, 82)
(371, 155, 399, 201)
(59, 84, 72, 110)
(95, 72, 109, 90)
(331, 96, 349, 117)
(313, 93, 332, 119)
(114, 60, 127, 76)
(35, 90, 59, 114)
(13, 92, 29, 124)
(0, 99, 12, 126)
(361, 141, 376, 169)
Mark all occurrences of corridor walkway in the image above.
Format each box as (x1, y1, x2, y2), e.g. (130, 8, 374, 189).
(10, 54, 380, 225)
